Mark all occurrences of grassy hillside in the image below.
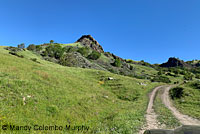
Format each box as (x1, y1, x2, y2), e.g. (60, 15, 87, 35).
(0, 47, 161, 134)
(60, 43, 82, 48)
(170, 82, 200, 119)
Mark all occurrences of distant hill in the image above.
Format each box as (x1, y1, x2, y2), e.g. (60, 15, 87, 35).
(160, 57, 192, 68)
(20, 35, 157, 79)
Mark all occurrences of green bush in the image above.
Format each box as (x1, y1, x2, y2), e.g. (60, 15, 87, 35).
(195, 74, 200, 79)
(112, 58, 121, 67)
(59, 54, 77, 67)
(77, 47, 90, 57)
(44, 44, 65, 59)
(190, 81, 200, 89)
(5, 46, 21, 52)
(30, 58, 37, 62)
(36, 45, 42, 52)
(27, 44, 36, 51)
(66, 47, 77, 53)
(87, 51, 101, 60)
(9, 52, 24, 58)
(184, 73, 193, 80)
(17, 43, 25, 49)
(157, 71, 163, 75)
(170, 87, 184, 99)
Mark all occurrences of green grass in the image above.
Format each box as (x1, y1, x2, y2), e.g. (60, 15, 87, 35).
(154, 88, 181, 129)
(61, 43, 82, 47)
(129, 63, 157, 76)
(0, 47, 161, 134)
(171, 83, 200, 119)
(98, 53, 112, 63)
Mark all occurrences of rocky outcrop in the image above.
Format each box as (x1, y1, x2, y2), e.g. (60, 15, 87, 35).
(76, 35, 104, 53)
(160, 57, 191, 68)
(60, 52, 106, 71)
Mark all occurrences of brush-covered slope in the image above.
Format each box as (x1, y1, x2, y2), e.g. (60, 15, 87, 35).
(23, 35, 158, 80)
(0, 46, 161, 134)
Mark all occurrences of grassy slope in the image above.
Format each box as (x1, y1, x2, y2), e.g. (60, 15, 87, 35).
(129, 63, 157, 76)
(61, 43, 82, 47)
(172, 83, 200, 120)
(0, 47, 161, 134)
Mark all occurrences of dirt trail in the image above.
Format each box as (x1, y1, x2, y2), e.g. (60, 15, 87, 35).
(139, 86, 164, 134)
(161, 86, 200, 125)
(139, 85, 200, 134)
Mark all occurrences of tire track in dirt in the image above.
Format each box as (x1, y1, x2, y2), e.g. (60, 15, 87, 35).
(139, 86, 165, 134)
(161, 86, 200, 125)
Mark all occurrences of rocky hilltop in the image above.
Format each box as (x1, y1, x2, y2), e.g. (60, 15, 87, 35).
(76, 35, 104, 53)
(160, 57, 191, 68)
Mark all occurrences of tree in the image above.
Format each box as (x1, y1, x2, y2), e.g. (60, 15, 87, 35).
(112, 58, 121, 67)
(45, 44, 64, 59)
(27, 44, 36, 51)
(17, 43, 25, 49)
(50, 40, 54, 44)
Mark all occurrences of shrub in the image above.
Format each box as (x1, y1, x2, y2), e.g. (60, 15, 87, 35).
(190, 81, 200, 89)
(195, 74, 200, 79)
(65, 47, 77, 53)
(184, 73, 193, 80)
(151, 75, 171, 83)
(59, 54, 77, 67)
(30, 58, 37, 62)
(170, 87, 184, 99)
(5, 47, 21, 52)
(134, 75, 146, 79)
(112, 58, 121, 67)
(157, 71, 162, 75)
(17, 43, 25, 49)
(30, 58, 40, 63)
(27, 44, 36, 51)
(36, 45, 42, 52)
(44, 44, 65, 59)
(77, 47, 90, 57)
(130, 65, 133, 70)
(9, 52, 24, 58)
(87, 51, 101, 60)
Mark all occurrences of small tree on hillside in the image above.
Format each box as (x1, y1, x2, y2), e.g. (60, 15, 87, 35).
(18, 43, 25, 49)
(50, 40, 54, 44)
(27, 44, 36, 51)
(112, 58, 121, 67)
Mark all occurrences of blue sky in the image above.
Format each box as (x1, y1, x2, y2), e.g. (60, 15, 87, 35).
(0, 0, 200, 63)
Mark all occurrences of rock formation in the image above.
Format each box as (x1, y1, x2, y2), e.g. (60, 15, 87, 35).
(160, 57, 191, 68)
(76, 35, 104, 53)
